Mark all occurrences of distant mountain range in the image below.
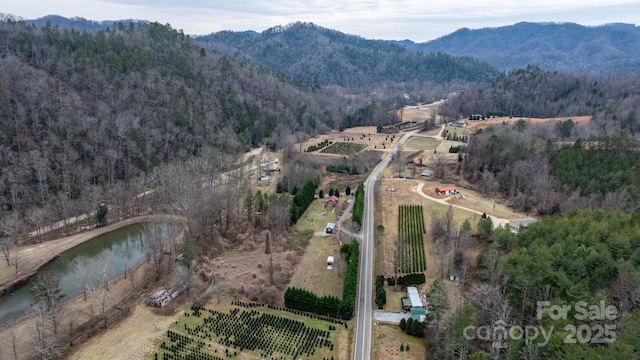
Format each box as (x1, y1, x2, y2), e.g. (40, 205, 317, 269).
(196, 22, 497, 89)
(400, 22, 640, 74)
(23, 14, 148, 32)
(15, 15, 640, 75)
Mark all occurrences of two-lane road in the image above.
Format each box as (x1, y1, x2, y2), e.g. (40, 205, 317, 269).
(353, 130, 418, 359)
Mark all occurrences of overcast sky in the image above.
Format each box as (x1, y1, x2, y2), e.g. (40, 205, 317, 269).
(3, 1, 639, 42)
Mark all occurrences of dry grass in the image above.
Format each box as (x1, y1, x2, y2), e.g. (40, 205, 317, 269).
(384, 287, 406, 312)
(403, 137, 441, 151)
(288, 234, 345, 298)
(466, 115, 591, 132)
(297, 126, 402, 156)
(372, 323, 426, 360)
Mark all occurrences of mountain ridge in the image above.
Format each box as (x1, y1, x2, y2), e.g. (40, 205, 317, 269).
(402, 21, 640, 73)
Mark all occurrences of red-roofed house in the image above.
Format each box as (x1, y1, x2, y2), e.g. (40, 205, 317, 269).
(435, 186, 457, 196)
(325, 195, 339, 208)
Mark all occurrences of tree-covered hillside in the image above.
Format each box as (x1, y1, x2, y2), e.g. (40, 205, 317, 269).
(440, 66, 640, 132)
(0, 19, 372, 220)
(197, 22, 499, 92)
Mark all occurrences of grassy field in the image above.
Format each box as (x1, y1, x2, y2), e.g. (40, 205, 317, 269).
(372, 323, 426, 360)
(444, 124, 471, 137)
(148, 304, 350, 360)
(295, 199, 339, 233)
(384, 288, 406, 312)
(289, 199, 345, 298)
(403, 137, 441, 151)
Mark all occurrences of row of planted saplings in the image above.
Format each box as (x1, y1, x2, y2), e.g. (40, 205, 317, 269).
(155, 351, 226, 360)
(200, 313, 332, 355)
(157, 330, 224, 360)
(232, 300, 347, 327)
(184, 305, 335, 358)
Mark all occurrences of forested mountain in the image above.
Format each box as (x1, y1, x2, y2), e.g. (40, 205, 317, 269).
(196, 22, 499, 92)
(401, 22, 640, 74)
(440, 66, 640, 131)
(25, 15, 149, 32)
(0, 20, 371, 223)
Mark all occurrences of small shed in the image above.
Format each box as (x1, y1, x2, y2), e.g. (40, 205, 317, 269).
(325, 223, 336, 234)
(448, 272, 460, 282)
(435, 186, 457, 196)
(259, 175, 271, 181)
(509, 217, 538, 232)
(327, 256, 334, 270)
(421, 169, 433, 177)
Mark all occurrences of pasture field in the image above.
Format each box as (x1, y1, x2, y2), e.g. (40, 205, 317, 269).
(403, 137, 440, 151)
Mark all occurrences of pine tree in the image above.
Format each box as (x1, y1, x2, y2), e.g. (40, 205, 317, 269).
(399, 318, 406, 331)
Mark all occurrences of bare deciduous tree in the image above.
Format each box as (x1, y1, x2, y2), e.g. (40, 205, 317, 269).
(89, 283, 109, 329)
(142, 222, 165, 276)
(29, 303, 62, 360)
(69, 255, 92, 301)
(30, 272, 65, 336)
(431, 152, 447, 179)
(172, 259, 198, 298)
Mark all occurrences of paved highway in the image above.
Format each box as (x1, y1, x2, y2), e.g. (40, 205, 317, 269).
(353, 130, 418, 359)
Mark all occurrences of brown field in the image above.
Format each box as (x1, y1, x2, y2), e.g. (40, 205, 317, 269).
(372, 323, 426, 360)
(298, 126, 402, 156)
(466, 115, 591, 131)
(403, 136, 441, 152)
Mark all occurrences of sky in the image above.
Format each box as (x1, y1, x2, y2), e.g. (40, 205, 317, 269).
(3, 1, 640, 42)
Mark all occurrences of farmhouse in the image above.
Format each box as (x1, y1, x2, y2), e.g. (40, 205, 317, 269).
(435, 186, 457, 196)
(325, 222, 336, 234)
(404, 286, 427, 321)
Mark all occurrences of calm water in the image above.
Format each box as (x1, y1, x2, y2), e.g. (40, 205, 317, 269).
(0, 222, 175, 322)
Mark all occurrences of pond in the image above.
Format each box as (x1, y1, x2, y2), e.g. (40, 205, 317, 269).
(0, 222, 177, 323)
